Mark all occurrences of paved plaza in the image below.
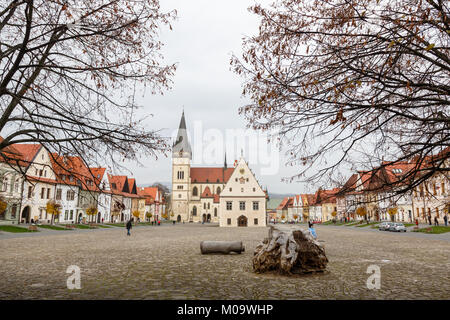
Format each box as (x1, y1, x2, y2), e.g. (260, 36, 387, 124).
(0, 223, 449, 299)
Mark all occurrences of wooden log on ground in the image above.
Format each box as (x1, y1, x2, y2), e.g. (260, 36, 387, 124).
(253, 226, 328, 274)
(200, 241, 245, 254)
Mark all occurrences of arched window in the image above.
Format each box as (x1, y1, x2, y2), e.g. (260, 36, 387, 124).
(216, 187, 221, 194)
(207, 203, 210, 209)
(11, 204, 17, 219)
(14, 179, 20, 193)
(203, 203, 206, 209)
(214, 208, 217, 217)
(1, 177, 8, 192)
(193, 206, 197, 216)
(193, 186, 198, 196)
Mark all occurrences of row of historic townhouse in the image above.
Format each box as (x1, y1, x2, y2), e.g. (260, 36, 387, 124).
(335, 154, 449, 224)
(0, 140, 165, 225)
(276, 149, 449, 224)
(277, 190, 339, 223)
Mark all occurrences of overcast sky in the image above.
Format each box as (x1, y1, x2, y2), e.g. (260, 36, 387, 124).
(123, 0, 313, 194)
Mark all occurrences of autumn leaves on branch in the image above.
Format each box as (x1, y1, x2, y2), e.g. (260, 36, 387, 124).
(231, 0, 449, 194)
(0, 1, 177, 173)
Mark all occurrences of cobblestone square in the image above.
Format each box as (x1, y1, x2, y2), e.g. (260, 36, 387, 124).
(0, 224, 449, 299)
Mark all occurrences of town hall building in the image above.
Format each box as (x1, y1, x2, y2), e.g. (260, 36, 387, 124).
(171, 112, 267, 227)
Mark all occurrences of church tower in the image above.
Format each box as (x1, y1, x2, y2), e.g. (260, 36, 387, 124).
(171, 111, 192, 222)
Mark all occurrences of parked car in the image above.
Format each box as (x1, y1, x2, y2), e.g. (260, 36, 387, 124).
(389, 223, 407, 232)
(378, 222, 392, 231)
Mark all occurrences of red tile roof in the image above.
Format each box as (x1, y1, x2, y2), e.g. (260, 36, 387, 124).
(276, 197, 290, 210)
(49, 153, 101, 191)
(190, 167, 234, 183)
(108, 175, 129, 195)
(315, 188, 340, 204)
(26, 176, 58, 185)
(201, 186, 214, 198)
(137, 187, 160, 204)
(90, 167, 106, 185)
(3, 143, 41, 167)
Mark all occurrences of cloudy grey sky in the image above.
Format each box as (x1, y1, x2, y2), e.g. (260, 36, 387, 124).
(123, 0, 312, 194)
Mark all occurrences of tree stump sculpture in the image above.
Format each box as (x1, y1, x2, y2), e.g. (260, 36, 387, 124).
(253, 226, 328, 274)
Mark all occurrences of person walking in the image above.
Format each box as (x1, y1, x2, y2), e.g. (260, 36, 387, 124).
(434, 216, 439, 226)
(126, 219, 132, 236)
(444, 214, 448, 227)
(428, 214, 432, 225)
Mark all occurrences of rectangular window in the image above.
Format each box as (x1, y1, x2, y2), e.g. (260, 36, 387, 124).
(67, 190, 74, 201)
(65, 210, 69, 220)
(56, 189, 62, 200)
(177, 185, 183, 190)
(47, 188, 50, 199)
(227, 218, 231, 225)
(253, 201, 259, 210)
(70, 210, 74, 220)
(254, 218, 258, 225)
(442, 182, 446, 195)
(239, 201, 245, 210)
(226, 201, 232, 210)
(41, 187, 45, 199)
(28, 186, 33, 199)
(39, 170, 43, 177)
(11, 205, 17, 219)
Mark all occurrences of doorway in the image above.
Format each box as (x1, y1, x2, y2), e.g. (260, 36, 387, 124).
(237, 215, 248, 227)
(21, 206, 30, 223)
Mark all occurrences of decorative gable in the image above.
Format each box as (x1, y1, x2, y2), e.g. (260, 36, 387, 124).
(220, 158, 265, 197)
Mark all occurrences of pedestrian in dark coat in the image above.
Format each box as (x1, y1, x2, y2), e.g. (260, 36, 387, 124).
(428, 214, 432, 225)
(126, 219, 132, 236)
(444, 214, 448, 227)
(434, 216, 439, 226)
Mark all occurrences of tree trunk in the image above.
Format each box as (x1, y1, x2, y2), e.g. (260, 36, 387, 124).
(200, 241, 245, 254)
(253, 226, 328, 274)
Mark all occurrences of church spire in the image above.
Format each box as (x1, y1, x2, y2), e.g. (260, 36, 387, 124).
(173, 110, 192, 159)
(224, 152, 227, 169)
